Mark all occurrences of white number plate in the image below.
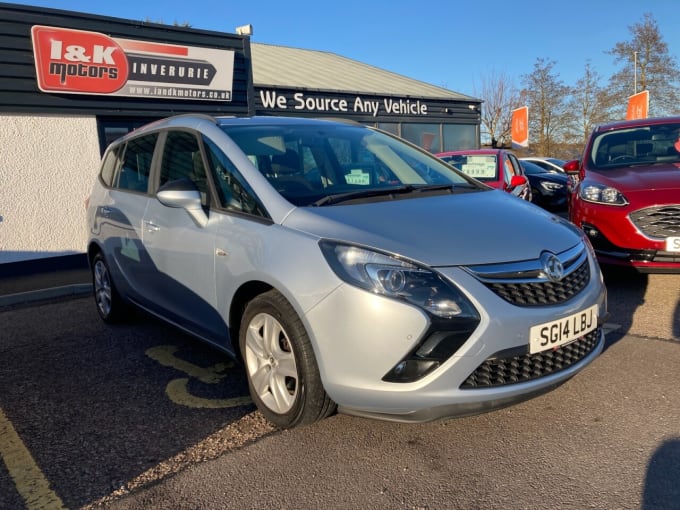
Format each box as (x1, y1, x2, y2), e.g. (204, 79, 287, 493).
(529, 304, 598, 354)
(666, 237, 680, 252)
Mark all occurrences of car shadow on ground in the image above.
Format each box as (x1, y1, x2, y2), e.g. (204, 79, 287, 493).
(599, 266, 649, 350)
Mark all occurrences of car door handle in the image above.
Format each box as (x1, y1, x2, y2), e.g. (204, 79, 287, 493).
(143, 220, 160, 233)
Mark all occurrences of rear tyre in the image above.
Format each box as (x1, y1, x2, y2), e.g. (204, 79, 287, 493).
(239, 290, 336, 428)
(92, 252, 125, 323)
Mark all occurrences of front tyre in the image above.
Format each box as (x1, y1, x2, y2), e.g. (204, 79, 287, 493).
(240, 290, 336, 428)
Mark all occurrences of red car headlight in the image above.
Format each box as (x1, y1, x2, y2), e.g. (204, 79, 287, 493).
(580, 184, 628, 205)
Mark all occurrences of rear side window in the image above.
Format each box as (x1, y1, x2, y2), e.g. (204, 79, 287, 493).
(114, 134, 158, 192)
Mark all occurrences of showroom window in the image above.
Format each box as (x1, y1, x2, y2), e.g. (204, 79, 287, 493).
(401, 123, 441, 153)
(376, 123, 399, 136)
(375, 122, 479, 153)
(443, 124, 477, 151)
(97, 117, 159, 154)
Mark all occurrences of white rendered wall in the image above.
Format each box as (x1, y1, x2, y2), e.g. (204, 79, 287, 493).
(0, 114, 101, 263)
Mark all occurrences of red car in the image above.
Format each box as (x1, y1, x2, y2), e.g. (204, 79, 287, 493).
(565, 116, 680, 272)
(436, 149, 532, 201)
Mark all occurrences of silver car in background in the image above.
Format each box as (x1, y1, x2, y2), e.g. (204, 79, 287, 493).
(86, 115, 607, 428)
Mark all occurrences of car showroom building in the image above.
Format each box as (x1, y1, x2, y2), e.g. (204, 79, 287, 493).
(0, 2, 481, 264)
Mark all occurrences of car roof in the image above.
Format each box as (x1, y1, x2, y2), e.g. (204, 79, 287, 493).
(520, 160, 548, 171)
(594, 115, 680, 133)
(215, 116, 363, 128)
(107, 114, 367, 148)
(521, 157, 563, 162)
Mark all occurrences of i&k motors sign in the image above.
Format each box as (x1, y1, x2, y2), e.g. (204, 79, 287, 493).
(31, 25, 235, 101)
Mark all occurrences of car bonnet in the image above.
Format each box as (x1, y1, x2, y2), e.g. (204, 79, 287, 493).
(281, 190, 581, 267)
(588, 164, 680, 193)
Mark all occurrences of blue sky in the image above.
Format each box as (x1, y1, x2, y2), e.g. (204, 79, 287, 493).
(8, 0, 680, 97)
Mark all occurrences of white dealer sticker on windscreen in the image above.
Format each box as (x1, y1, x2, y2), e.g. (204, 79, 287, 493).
(529, 304, 598, 354)
(460, 156, 496, 179)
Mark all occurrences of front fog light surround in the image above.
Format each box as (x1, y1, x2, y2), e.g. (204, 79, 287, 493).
(319, 241, 480, 320)
(383, 320, 480, 383)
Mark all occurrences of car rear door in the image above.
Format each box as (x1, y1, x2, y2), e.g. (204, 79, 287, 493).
(99, 133, 158, 301)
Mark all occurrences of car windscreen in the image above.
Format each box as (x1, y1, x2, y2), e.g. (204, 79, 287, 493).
(589, 122, 680, 169)
(220, 123, 481, 205)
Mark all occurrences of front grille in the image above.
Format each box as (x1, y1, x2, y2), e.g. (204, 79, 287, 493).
(460, 328, 601, 389)
(464, 243, 592, 307)
(630, 205, 680, 238)
(485, 259, 590, 306)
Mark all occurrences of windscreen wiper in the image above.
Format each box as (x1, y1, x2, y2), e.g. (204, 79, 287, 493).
(311, 184, 455, 206)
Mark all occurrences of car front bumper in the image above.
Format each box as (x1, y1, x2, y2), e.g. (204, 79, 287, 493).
(303, 259, 607, 422)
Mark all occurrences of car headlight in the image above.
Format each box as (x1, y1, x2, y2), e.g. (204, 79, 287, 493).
(319, 241, 478, 320)
(539, 181, 564, 191)
(580, 183, 628, 205)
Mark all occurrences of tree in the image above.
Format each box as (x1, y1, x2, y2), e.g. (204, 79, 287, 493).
(606, 12, 680, 117)
(520, 58, 570, 156)
(473, 70, 522, 148)
(562, 61, 613, 156)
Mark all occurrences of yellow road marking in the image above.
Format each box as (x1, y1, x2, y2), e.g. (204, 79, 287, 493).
(0, 407, 66, 510)
(145, 344, 251, 409)
(166, 378, 252, 409)
(146, 345, 233, 383)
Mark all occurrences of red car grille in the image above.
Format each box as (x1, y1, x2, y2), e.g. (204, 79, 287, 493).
(629, 205, 680, 238)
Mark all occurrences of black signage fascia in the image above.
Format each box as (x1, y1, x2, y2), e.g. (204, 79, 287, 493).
(254, 87, 481, 123)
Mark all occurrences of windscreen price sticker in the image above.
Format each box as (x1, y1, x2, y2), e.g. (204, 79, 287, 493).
(667, 237, 680, 252)
(529, 304, 598, 354)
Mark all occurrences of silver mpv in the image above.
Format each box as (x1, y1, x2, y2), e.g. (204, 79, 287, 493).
(86, 115, 607, 428)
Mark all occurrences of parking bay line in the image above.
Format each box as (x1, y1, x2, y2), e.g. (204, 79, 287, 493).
(0, 407, 66, 510)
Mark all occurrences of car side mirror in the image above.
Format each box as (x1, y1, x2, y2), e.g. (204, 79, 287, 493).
(156, 178, 208, 227)
(563, 159, 581, 175)
(509, 175, 527, 188)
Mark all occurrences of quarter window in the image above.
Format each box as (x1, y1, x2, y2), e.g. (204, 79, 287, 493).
(202, 136, 266, 217)
(100, 145, 123, 187)
(160, 131, 210, 206)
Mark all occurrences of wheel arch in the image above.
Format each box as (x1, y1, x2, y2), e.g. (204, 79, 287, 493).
(229, 280, 273, 360)
(87, 241, 104, 267)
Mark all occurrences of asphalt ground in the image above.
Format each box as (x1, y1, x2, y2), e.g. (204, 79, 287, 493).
(1, 253, 679, 509)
